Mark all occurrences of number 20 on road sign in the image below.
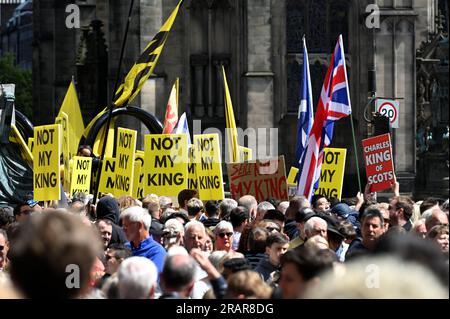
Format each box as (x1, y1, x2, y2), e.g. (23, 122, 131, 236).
(376, 99, 399, 129)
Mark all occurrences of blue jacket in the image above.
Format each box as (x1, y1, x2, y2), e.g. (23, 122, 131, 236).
(126, 236, 167, 274)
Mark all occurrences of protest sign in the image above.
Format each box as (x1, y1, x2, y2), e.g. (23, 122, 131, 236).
(314, 148, 346, 200)
(133, 151, 145, 199)
(114, 128, 137, 196)
(33, 124, 61, 201)
(194, 134, 224, 200)
(144, 134, 188, 197)
(362, 133, 395, 192)
(287, 167, 299, 186)
(70, 156, 92, 197)
(98, 157, 116, 195)
(227, 156, 288, 202)
(187, 145, 198, 190)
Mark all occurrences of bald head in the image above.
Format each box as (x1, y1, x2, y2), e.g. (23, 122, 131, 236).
(238, 195, 258, 221)
(161, 254, 196, 296)
(304, 217, 328, 239)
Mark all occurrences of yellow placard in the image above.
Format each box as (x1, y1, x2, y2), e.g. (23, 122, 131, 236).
(194, 134, 224, 200)
(98, 157, 116, 195)
(287, 167, 299, 186)
(133, 151, 145, 199)
(114, 127, 137, 196)
(187, 145, 198, 190)
(33, 124, 61, 201)
(144, 134, 188, 197)
(314, 147, 347, 200)
(70, 156, 92, 197)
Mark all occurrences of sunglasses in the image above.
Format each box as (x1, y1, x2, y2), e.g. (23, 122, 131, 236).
(217, 232, 233, 238)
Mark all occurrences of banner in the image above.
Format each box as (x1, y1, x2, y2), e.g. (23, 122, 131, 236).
(227, 156, 288, 202)
(362, 133, 395, 192)
(33, 124, 61, 201)
(144, 134, 188, 197)
(114, 128, 137, 196)
(314, 148, 346, 200)
(70, 156, 92, 197)
(194, 134, 224, 200)
(98, 157, 116, 195)
(132, 151, 145, 199)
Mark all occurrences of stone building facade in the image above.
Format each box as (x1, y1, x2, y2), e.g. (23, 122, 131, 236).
(32, 0, 448, 198)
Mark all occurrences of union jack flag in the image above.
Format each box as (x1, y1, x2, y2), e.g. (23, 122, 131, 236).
(297, 35, 352, 200)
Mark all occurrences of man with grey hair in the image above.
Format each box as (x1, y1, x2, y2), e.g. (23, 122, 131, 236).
(117, 256, 158, 299)
(304, 216, 328, 240)
(160, 254, 197, 298)
(121, 206, 166, 274)
(184, 220, 207, 252)
(256, 202, 275, 223)
(238, 195, 258, 222)
(424, 206, 448, 233)
(219, 198, 238, 221)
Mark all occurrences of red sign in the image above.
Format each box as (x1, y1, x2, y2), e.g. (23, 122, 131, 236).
(227, 156, 288, 202)
(362, 133, 396, 192)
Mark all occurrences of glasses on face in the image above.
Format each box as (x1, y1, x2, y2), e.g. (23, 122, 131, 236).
(218, 232, 233, 238)
(0, 245, 4, 251)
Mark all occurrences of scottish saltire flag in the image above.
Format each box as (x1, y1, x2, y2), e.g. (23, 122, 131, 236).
(173, 112, 192, 145)
(295, 37, 314, 168)
(297, 35, 352, 200)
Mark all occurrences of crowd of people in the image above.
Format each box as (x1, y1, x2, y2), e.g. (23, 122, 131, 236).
(0, 180, 448, 299)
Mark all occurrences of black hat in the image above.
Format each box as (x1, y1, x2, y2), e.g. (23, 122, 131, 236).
(295, 207, 315, 223)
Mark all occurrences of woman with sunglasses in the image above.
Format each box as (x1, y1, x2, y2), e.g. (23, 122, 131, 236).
(213, 221, 234, 252)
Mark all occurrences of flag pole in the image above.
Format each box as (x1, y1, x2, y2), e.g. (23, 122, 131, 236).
(349, 112, 363, 193)
(338, 35, 362, 194)
(92, 0, 135, 205)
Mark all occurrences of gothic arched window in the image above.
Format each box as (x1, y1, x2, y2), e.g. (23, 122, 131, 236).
(286, 0, 349, 112)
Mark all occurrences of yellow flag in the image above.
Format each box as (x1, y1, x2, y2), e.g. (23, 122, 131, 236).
(113, 0, 183, 107)
(162, 78, 179, 134)
(92, 122, 115, 157)
(57, 81, 85, 157)
(222, 66, 239, 163)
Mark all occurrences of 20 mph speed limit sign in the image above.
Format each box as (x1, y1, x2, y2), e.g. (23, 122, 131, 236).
(376, 99, 399, 128)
